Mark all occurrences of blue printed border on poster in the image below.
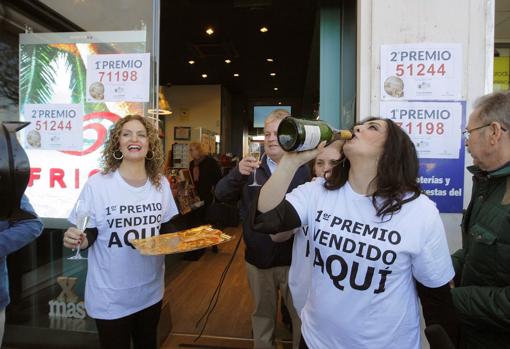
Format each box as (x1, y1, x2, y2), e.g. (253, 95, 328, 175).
(380, 100, 466, 213)
(418, 101, 465, 213)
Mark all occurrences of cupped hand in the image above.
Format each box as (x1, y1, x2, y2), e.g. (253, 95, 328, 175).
(238, 155, 259, 176)
(281, 141, 327, 168)
(281, 140, 345, 169)
(63, 227, 86, 250)
(327, 139, 345, 154)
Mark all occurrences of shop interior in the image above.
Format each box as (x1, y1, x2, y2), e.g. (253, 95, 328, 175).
(0, 0, 327, 348)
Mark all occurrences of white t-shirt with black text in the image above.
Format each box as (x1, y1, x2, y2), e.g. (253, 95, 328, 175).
(69, 171, 178, 320)
(286, 178, 454, 349)
(288, 225, 312, 316)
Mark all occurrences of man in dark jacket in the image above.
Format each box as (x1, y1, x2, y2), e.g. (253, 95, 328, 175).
(452, 91, 510, 348)
(215, 109, 310, 349)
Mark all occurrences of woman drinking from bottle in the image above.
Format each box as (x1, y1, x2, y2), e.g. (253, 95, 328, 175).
(63, 114, 178, 349)
(252, 117, 458, 349)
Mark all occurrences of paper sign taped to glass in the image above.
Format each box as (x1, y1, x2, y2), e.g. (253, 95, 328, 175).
(131, 225, 232, 255)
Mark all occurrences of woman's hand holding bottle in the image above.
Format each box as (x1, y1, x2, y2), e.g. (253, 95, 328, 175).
(281, 140, 345, 170)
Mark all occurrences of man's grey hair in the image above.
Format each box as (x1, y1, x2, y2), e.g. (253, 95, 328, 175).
(264, 108, 290, 127)
(474, 91, 510, 128)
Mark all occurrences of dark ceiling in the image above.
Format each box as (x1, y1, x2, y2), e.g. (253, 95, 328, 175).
(160, 0, 318, 101)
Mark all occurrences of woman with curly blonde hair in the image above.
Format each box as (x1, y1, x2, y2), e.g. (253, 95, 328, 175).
(63, 114, 178, 349)
(102, 114, 164, 188)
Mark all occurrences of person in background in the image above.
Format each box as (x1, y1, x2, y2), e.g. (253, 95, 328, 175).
(215, 109, 309, 349)
(451, 91, 510, 348)
(63, 115, 178, 349)
(189, 141, 222, 224)
(310, 146, 342, 180)
(252, 117, 458, 349)
(0, 195, 43, 345)
(188, 142, 222, 254)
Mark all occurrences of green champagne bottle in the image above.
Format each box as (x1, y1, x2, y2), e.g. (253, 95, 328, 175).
(277, 116, 352, 152)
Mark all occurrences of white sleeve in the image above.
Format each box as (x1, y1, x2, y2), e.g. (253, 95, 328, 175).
(285, 179, 322, 226)
(68, 178, 96, 228)
(411, 206, 454, 287)
(161, 176, 178, 222)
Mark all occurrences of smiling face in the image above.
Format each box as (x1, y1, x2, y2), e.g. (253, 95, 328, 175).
(264, 118, 285, 163)
(118, 119, 149, 162)
(343, 119, 388, 162)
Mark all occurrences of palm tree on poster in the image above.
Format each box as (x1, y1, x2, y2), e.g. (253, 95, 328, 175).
(19, 43, 108, 114)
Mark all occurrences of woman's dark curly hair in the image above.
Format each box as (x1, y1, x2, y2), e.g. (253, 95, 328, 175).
(325, 117, 421, 219)
(101, 115, 164, 189)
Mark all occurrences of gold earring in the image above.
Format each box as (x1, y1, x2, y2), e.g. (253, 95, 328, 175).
(113, 150, 123, 160)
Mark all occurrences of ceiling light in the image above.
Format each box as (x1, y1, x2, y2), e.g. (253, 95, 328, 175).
(206, 27, 214, 35)
(202, 74, 208, 78)
(225, 59, 232, 64)
(147, 109, 173, 116)
(274, 87, 278, 91)
(260, 27, 269, 33)
(266, 58, 274, 62)
(233, 73, 239, 77)
(188, 60, 195, 65)
(270, 73, 276, 76)
(157, 86, 171, 111)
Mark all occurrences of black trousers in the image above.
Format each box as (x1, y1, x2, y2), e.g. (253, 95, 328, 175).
(95, 300, 162, 349)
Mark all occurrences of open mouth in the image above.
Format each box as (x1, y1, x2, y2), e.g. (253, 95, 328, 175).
(127, 144, 142, 151)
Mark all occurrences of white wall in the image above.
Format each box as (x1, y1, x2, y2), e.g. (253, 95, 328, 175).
(357, 0, 495, 253)
(162, 84, 221, 153)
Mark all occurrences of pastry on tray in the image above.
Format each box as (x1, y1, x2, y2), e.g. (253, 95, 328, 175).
(131, 225, 232, 255)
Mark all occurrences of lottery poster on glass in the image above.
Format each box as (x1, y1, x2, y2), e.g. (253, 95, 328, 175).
(380, 43, 462, 100)
(379, 101, 462, 159)
(86, 52, 150, 103)
(380, 101, 466, 213)
(19, 31, 147, 218)
(22, 104, 84, 151)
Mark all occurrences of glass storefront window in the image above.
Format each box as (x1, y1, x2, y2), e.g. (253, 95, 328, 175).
(0, 1, 160, 346)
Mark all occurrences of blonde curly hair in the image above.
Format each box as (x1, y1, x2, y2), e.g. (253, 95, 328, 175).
(101, 114, 164, 189)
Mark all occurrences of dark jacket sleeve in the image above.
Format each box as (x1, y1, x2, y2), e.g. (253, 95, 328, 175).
(451, 249, 465, 286)
(417, 282, 459, 347)
(214, 165, 249, 202)
(208, 157, 222, 186)
(83, 228, 98, 250)
(450, 284, 510, 332)
(0, 195, 44, 257)
(160, 220, 179, 234)
(249, 189, 302, 234)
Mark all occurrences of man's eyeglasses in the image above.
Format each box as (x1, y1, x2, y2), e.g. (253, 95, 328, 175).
(462, 123, 508, 141)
